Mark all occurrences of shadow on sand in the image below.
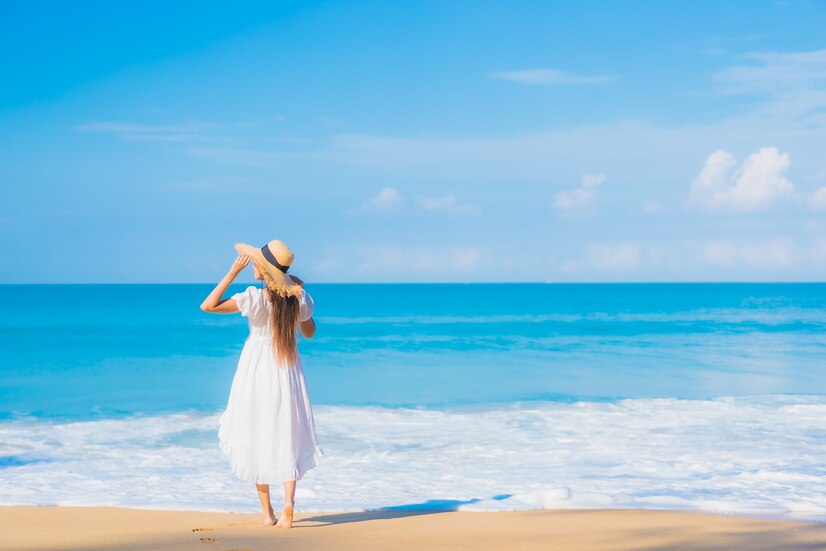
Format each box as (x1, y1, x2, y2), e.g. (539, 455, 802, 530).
(299, 494, 513, 526)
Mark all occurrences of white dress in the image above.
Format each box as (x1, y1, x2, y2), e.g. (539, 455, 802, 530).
(217, 284, 324, 484)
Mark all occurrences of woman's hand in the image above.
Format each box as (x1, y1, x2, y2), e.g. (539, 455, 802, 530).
(230, 254, 251, 275)
(200, 255, 250, 313)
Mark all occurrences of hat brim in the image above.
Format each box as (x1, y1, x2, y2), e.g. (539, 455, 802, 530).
(235, 242, 303, 297)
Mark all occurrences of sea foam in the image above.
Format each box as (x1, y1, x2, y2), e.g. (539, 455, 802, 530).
(1, 396, 825, 522)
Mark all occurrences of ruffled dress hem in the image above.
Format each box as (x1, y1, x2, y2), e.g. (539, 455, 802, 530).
(218, 425, 325, 484)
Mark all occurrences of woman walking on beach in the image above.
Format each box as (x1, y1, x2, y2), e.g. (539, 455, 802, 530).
(200, 239, 323, 529)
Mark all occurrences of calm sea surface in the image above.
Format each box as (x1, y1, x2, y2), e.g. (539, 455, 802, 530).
(2, 283, 824, 419)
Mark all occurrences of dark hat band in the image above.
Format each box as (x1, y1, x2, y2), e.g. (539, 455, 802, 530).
(261, 244, 290, 273)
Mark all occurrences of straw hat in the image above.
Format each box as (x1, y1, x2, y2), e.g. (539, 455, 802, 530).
(234, 239, 304, 297)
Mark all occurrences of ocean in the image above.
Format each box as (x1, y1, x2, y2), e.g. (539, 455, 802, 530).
(1, 283, 825, 520)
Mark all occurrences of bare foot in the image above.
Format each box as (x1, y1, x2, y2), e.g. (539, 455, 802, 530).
(275, 503, 294, 529)
(263, 505, 277, 526)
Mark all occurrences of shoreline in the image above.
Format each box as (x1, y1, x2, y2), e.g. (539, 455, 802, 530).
(4, 397, 826, 522)
(2, 505, 825, 550)
(4, 502, 822, 525)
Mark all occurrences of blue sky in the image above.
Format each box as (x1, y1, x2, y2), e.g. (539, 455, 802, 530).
(2, 0, 826, 283)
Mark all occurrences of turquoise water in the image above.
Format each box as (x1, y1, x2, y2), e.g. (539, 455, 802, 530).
(2, 283, 825, 420)
(2, 283, 826, 518)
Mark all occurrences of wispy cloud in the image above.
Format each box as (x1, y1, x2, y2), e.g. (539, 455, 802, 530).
(416, 194, 480, 216)
(75, 121, 217, 142)
(357, 188, 479, 216)
(358, 245, 487, 273)
(553, 173, 605, 212)
(318, 116, 347, 127)
(360, 187, 405, 212)
(708, 48, 826, 129)
(714, 49, 826, 95)
(315, 245, 490, 278)
(182, 145, 305, 168)
(586, 242, 642, 271)
(702, 237, 795, 269)
(552, 241, 645, 273)
(488, 68, 615, 86)
(551, 236, 815, 278)
(809, 187, 826, 211)
(641, 201, 671, 215)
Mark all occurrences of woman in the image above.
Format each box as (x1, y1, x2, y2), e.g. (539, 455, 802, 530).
(200, 239, 323, 529)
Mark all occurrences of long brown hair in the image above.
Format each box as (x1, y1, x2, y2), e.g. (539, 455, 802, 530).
(263, 287, 300, 366)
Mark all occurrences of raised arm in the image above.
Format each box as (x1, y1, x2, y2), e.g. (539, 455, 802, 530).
(200, 255, 250, 313)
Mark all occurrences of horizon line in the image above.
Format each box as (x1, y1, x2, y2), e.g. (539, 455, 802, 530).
(2, 281, 825, 285)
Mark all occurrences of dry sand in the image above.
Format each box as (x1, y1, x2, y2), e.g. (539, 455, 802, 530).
(1, 506, 824, 551)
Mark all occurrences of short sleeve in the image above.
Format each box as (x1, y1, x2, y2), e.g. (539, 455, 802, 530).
(231, 285, 261, 318)
(298, 288, 315, 322)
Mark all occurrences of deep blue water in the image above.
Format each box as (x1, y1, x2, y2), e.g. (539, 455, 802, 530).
(1, 283, 825, 420)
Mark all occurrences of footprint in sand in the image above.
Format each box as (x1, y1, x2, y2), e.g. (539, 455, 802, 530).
(192, 528, 215, 532)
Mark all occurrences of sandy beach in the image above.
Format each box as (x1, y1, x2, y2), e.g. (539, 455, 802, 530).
(2, 506, 825, 551)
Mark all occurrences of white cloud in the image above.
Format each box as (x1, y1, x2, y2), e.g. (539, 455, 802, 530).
(686, 147, 794, 212)
(641, 201, 670, 214)
(586, 242, 642, 271)
(416, 195, 480, 216)
(642, 243, 682, 269)
(702, 238, 795, 269)
(551, 238, 808, 278)
(358, 189, 479, 216)
(360, 187, 405, 211)
(580, 173, 606, 187)
(553, 188, 593, 210)
(554, 173, 606, 211)
(357, 245, 487, 274)
(809, 239, 826, 265)
(488, 68, 615, 86)
(313, 245, 490, 280)
(808, 187, 826, 211)
(702, 239, 739, 268)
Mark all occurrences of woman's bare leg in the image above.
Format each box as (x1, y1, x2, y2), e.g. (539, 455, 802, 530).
(256, 483, 276, 525)
(275, 480, 296, 529)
